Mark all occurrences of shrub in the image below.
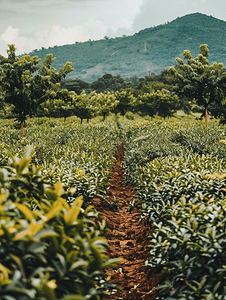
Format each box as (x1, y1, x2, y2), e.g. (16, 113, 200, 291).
(147, 193, 226, 300)
(125, 111, 135, 120)
(0, 147, 120, 300)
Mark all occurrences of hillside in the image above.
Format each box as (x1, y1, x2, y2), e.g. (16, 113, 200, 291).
(26, 13, 226, 82)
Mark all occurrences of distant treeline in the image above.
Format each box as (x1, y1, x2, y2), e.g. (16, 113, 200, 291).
(60, 71, 169, 95)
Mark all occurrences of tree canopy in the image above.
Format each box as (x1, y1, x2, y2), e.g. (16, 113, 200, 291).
(168, 44, 226, 128)
(0, 44, 75, 136)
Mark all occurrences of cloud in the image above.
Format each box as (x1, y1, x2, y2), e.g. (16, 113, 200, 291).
(0, 0, 100, 2)
(131, 0, 226, 33)
(1, 0, 31, 2)
(104, 0, 226, 37)
(106, 19, 134, 37)
(1, 26, 19, 44)
(0, 8, 16, 14)
(0, 26, 36, 55)
(38, 20, 107, 47)
(0, 21, 108, 55)
(131, 0, 181, 32)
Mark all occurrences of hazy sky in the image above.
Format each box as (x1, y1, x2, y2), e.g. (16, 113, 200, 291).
(0, 0, 226, 55)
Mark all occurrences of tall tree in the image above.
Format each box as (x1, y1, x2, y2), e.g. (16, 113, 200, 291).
(95, 92, 119, 120)
(168, 44, 226, 128)
(73, 91, 98, 124)
(136, 89, 179, 118)
(114, 89, 136, 115)
(0, 44, 74, 136)
(154, 89, 180, 119)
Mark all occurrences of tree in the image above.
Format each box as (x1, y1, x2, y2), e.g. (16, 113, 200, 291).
(154, 89, 179, 119)
(208, 96, 226, 124)
(39, 98, 74, 121)
(136, 92, 157, 117)
(168, 44, 226, 128)
(136, 89, 179, 118)
(114, 89, 136, 115)
(73, 91, 98, 124)
(95, 92, 119, 120)
(0, 44, 74, 136)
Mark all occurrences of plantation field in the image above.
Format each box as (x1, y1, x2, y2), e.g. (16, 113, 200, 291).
(120, 116, 226, 299)
(1, 113, 226, 299)
(0, 115, 121, 300)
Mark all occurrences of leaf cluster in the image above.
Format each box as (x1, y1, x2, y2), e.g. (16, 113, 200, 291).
(0, 147, 120, 300)
(120, 118, 226, 299)
(0, 45, 74, 124)
(0, 118, 119, 208)
(148, 194, 226, 300)
(168, 44, 226, 110)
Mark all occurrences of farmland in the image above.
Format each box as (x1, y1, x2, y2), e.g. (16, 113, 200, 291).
(1, 113, 226, 299)
(1, 25, 226, 300)
(120, 116, 226, 299)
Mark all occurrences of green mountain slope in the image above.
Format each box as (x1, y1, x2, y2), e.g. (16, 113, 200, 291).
(27, 13, 226, 82)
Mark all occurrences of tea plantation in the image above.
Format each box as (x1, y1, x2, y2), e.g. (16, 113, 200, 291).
(121, 117, 226, 299)
(0, 116, 121, 300)
(1, 114, 226, 299)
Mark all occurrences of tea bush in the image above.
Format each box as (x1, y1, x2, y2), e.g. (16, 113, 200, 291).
(132, 153, 226, 224)
(121, 121, 226, 186)
(168, 124, 226, 159)
(0, 118, 119, 208)
(147, 193, 226, 300)
(0, 147, 120, 300)
(120, 119, 226, 299)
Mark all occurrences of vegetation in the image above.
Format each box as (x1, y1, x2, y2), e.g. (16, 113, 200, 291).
(168, 44, 226, 128)
(1, 111, 226, 298)
(0, 45, 75, 136)
(120, 117, 226, 299)
(0, 45, 181, 124)
(3, 22, 226, 298)
(0, 117, 121, 299)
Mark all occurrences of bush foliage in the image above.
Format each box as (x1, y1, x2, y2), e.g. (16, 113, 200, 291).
(120, 118, 226, 299)
(0, 117, 122, 299)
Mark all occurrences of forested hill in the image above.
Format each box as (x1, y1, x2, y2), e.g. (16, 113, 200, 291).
(26, 13, 226, 82)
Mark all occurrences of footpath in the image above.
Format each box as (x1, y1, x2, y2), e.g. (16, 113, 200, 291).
(93, 143, 161, 300)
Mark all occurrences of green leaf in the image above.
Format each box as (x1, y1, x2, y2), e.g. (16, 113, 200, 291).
(185, 280, 197, 292)
(213, 281, 221, 294)
(33, 229, 58, 242)
(61, 295, 86, 300)
(69, 260, 88, 272)
(14, 203, 34, 222)
(64, 196, 83, 225)
(24, 145, 33, 159)
(90, 244, 102, 268)
(41, 281, 57, 300)
(197, 276, 206, 290)
(54, 181, 63, 197)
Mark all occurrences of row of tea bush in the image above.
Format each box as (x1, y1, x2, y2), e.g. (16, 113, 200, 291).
(0, 117, 121, 300)
(121, 119, 226, 299)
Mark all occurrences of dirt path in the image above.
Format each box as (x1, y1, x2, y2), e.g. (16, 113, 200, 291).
(93, 143, 161, 300)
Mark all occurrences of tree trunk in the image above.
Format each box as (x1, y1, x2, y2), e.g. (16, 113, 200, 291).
(205, 106, 208, 129)
(21, 122, 23, 138)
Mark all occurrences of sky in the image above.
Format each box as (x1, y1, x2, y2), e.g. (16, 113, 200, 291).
(0, 0, 226, 56)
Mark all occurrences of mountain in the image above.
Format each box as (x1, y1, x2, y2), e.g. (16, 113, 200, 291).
(27, 13, 226, 82)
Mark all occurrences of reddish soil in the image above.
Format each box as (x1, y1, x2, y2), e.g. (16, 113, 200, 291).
(93, 143, 162, 300)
